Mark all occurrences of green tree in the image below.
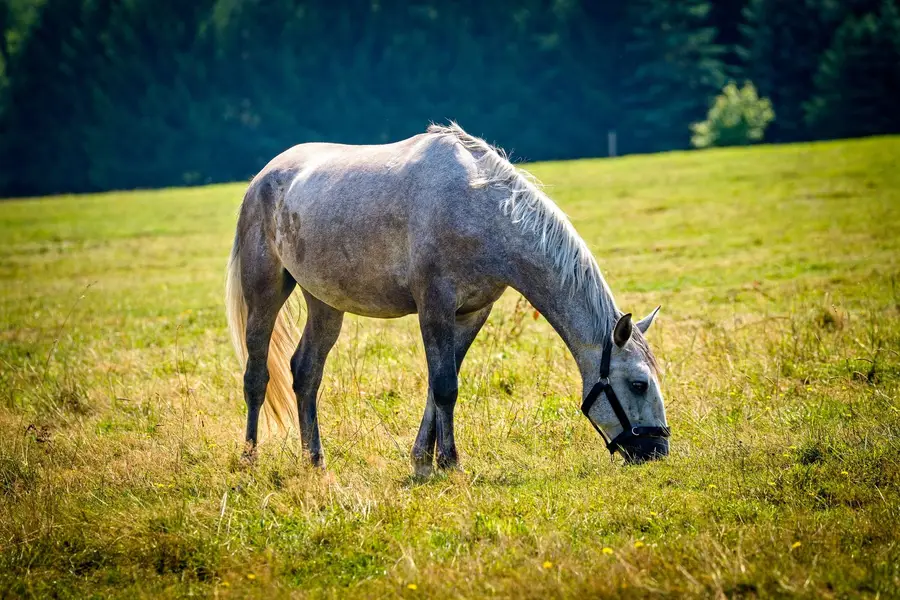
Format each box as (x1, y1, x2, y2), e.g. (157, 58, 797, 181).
(691, 81, 774, 147)
(738, 0, 897, 142)
(620, 0, 725, 153)
(0, 0, 111, 195)
(738, 0, 842, 142)
(804, 0, 900, 138)
(81, 0, 218, 190)
(709, 0, 748, 76)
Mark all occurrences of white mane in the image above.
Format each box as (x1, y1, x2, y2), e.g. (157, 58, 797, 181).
(427, 122, 620, 330)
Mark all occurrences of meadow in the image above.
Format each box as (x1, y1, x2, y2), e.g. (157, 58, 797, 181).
(1, 137, 899, 598)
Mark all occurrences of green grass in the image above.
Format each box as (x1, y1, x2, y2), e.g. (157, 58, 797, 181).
(1, 137, 899, 598)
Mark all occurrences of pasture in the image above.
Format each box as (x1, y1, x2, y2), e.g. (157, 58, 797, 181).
(1, 137, 899, 597)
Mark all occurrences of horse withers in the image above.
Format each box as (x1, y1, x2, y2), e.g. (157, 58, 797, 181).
(225, 123, 669, 474)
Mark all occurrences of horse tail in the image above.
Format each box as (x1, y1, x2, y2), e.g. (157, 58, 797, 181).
(224, 232, 249, 384)
(225, 187, 300, 438)
(257, 295, 301, 436)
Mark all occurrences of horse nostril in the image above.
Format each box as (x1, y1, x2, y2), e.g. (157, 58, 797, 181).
(620, 437, 669, 464)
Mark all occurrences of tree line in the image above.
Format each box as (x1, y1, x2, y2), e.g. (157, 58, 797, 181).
(1, 0, 898, 197)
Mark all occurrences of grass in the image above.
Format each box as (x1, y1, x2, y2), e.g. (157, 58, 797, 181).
(1, 136, 899, 598)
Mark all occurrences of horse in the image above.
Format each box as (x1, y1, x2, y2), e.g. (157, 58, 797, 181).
(225, 122, 670, 475)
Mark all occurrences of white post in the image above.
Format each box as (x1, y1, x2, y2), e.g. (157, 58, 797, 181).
(607, 130, 617, 158)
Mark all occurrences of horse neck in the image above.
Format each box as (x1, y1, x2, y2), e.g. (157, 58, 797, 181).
(503, 229, 619, 392)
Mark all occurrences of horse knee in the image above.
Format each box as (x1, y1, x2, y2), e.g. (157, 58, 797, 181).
(431, 373, 458, 409)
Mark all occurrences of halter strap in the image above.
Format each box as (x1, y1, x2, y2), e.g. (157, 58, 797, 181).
(580, 337, 670, 454)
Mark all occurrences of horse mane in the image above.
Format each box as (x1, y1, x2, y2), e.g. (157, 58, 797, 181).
(426, 122, 656, 369)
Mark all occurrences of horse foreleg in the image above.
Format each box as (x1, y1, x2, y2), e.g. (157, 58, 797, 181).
(291, 291, 343, 468)
(412, 388, 438, 477)
(414, 293, 493, 475)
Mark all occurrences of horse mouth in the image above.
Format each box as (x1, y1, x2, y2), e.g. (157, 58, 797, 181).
(619, 437, 669, 464)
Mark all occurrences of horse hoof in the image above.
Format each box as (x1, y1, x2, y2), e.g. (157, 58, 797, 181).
(239, 443, 257, 467)
(309, 453, 326, 469)
(411, 456, 434, 478)
(414, 465, 434, 478)
(436, 454, 459, 471)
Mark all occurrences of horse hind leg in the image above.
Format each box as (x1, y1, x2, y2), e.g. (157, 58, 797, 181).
(241, 260, 296, 450)
(226, 185, 298, 454)
(290, 290, 344, 468)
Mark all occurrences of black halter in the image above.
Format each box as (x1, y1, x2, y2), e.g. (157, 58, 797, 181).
(580, 337, 671, 454)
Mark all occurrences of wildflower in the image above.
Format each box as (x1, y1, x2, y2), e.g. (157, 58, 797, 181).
(841, 470, 849, 476)
(542, 561, 553, 569)
(707, 484, 717, 490)
(221, 581, 230, 588)
(791, 541, 802, 550)
(407, 583, 418, 591)
(602, 547, 614, 555)
(246, 573, 256, 580)
(649, 511, 657, 517)
(634, 541, 645, 549)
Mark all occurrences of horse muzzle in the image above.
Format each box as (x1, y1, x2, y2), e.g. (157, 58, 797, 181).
(618, 435, 669, 464)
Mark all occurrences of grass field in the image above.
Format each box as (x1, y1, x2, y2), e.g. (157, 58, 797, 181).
(1, 137, 899, 598)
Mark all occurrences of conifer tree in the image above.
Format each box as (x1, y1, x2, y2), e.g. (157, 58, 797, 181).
(0, 0, 110, 195)
(805, 0, 900, 138)
(620, 0, 725, 153)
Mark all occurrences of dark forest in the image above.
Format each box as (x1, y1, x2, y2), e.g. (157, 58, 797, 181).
(1, 0, 898, 196)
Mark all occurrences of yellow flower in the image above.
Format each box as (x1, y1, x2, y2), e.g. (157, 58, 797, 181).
(841, 470, 849, 476)
(634, 541, 645, 549)
(542, 561, 553, 569)
(602, 547, 614, 555)
(791, 541, 802, 550)
(649, 511, 657, 517)
(407, 583, 418, 591)
(221, 581, 230, 588)
(246, 573, 256, 580)
(707, 484, 717, 490)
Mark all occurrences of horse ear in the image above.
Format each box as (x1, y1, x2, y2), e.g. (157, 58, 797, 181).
(613, 313, 633, 347)
(636, 305, 661, 334)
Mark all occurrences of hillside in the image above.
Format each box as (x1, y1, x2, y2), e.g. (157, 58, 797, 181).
(1, 137, 899, 597)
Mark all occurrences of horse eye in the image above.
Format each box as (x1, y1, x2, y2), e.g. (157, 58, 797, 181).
(630, 381, 648, 394)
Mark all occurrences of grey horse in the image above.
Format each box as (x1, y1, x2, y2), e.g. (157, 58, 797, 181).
(225, 123, 669, 475)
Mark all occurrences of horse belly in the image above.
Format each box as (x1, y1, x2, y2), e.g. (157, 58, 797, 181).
(275, 211, 416, 318)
